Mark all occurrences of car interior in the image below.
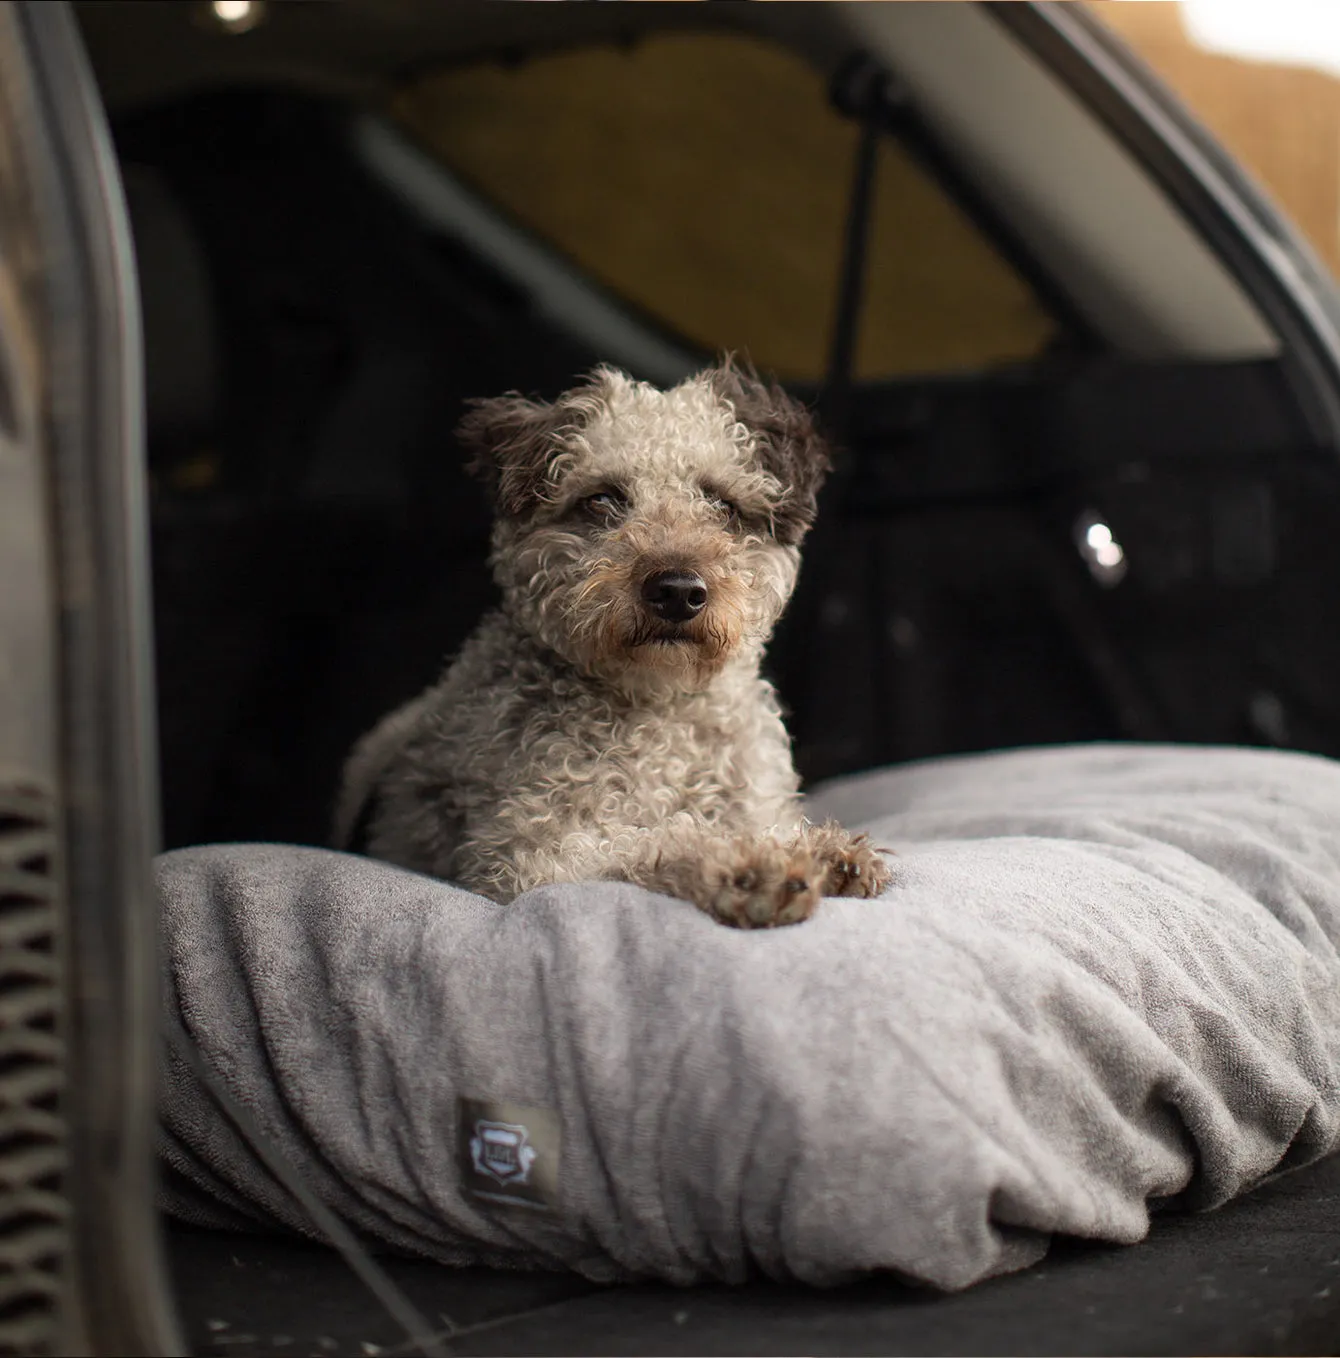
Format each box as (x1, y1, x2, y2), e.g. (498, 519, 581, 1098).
(63, 1, 1340, 1353)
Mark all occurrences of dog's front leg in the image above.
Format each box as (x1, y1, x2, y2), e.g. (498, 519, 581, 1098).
(619, 828, 824, 929)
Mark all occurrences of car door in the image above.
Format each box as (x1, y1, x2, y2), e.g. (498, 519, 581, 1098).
(0, 2, 178, 1353)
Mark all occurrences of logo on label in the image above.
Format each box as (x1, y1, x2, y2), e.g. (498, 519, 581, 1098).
(469, 1120, 538, 1187)
(457, 1096, 559, 1211)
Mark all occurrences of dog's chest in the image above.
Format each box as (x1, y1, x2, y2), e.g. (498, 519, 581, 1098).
(491, 677, 794, 831)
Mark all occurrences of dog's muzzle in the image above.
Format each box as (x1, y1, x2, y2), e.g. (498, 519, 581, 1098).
(641, 570, 708, 624)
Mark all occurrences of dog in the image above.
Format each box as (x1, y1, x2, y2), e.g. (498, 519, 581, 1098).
(333, 359, 892, 928)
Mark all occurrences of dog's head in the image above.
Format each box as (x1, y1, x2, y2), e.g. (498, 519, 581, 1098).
(460, 359, 831, 692)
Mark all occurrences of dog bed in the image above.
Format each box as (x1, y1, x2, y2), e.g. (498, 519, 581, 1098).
(157, 744, 1340, 1291)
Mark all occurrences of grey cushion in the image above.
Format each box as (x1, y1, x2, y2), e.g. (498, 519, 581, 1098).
(158, 744, 1340, 1290)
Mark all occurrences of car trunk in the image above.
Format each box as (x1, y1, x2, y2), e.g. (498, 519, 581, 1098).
(13, 0, 1340, 1351)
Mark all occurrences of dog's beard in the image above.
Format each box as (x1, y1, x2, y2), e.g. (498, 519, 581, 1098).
(564, 580, 745, 689)
(617, 608, 737, 677)
(496, 521, 799, 693)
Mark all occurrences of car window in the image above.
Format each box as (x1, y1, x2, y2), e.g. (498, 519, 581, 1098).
(389, 32, 1060, 383)
(1091, 1, 1340, 280)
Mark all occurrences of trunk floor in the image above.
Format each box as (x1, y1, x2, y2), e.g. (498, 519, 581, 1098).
(166, 1151, 1340, 1356)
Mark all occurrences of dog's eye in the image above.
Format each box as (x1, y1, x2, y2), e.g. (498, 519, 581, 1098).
(579, 489, 625, 520)
(707, 492, 745, 527)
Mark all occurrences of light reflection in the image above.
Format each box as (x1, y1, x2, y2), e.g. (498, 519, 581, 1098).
(1075, 512, 1128, 587)
(209, 0, 264, 34)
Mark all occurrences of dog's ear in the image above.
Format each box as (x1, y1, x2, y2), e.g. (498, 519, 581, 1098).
(710, 360, 831, 545)
(457, 394, 569, 517)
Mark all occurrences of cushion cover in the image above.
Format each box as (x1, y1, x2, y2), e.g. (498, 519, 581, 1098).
(158, 744, 1340, 1289)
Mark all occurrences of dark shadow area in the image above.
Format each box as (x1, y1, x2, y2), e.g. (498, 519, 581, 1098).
(167, 1153, 1340, 1357)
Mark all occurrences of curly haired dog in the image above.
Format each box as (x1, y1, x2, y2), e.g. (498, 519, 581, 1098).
(334, 360, 892, 928)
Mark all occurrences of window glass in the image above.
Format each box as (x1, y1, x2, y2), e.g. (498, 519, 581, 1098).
(1090, 1, 1340, 278)
(390, 33, 1058, 382)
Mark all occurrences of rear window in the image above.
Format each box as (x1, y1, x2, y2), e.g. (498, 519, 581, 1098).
(390, 32, 1060, 383)
(1090, 1, 1340, 281)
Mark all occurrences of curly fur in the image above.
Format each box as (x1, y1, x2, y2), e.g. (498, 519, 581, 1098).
(335, 360, 891, 927)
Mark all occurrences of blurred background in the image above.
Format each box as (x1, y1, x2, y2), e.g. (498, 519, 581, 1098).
(383, 0, 1340, 381)
(69, 0, 1340, 853)
(1094, 0, 1340, 278)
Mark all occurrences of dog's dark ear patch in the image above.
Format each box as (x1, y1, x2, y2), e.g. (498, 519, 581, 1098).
(457, 395, 570, 517)
(710, 360, 832, 545)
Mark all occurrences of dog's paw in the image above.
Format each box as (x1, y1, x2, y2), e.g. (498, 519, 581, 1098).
(705, 841, 822, 929)
(792, 821, 895, 899)
(821, 832, 894, 899)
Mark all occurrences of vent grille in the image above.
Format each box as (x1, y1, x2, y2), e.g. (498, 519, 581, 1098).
(0, 784, 64, 1356)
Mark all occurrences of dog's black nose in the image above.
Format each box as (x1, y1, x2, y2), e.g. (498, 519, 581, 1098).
(641, 570, 708, 623)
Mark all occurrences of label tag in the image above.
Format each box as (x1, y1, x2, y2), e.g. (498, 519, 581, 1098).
(457, 1096, 560, 1211)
